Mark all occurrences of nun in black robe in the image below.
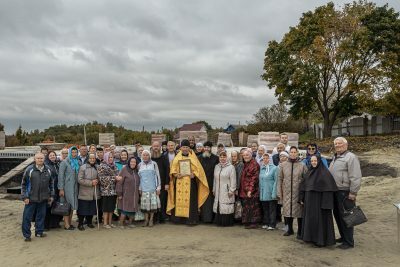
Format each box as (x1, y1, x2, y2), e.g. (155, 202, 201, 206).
(300, 155, 338, 247)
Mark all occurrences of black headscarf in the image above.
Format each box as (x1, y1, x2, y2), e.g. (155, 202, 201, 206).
(302, 155, 338, 192)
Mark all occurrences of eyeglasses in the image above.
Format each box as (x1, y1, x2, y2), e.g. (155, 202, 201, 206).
(308, 147, 316, 151)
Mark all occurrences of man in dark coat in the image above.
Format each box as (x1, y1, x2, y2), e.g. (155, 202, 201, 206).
(198, 141, 219, 223)
(151, 141, 169, 223)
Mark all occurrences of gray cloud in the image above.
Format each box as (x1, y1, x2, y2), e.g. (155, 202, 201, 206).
(0, 0, 399, 134)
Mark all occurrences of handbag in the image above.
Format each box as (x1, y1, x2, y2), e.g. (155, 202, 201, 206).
(51, 197, 71, 216)
(234, 200, 242, 220)
(342, 199, 367, 228)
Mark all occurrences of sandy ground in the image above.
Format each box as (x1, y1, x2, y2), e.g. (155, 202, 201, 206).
(0, 148, 400, 267)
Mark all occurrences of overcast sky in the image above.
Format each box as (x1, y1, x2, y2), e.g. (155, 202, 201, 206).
(0, 0, 399, 134)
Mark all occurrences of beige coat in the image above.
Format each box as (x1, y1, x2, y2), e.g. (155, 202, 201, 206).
(213, 163, 236, 215)
(277, 160, 307, 218)
(78, 164, 101, 201)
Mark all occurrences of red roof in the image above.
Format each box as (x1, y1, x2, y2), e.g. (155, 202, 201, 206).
(179, 123, 205, 131)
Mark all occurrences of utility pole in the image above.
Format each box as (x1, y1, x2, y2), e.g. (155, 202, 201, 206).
(84, 125, 87, 145)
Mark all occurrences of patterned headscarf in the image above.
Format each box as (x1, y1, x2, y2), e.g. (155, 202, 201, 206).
(103, 152, 114, 167)
(68, 146, 80, 173)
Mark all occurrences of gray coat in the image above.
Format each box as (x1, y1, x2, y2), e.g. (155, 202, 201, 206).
(329, 151, 362, 194)
(58, 158, 79, 210)
(213, 163, 236, 214)
(78, 163, 101, 201)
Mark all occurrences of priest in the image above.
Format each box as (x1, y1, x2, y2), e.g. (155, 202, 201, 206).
(167, 140, 209, 225)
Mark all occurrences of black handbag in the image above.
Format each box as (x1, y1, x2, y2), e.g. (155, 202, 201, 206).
(51, 197, 71, 216)
(342, 199, 367, 228)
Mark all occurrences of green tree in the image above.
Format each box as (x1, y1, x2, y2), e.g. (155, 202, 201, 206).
(193, 120, 213, 131)
(0, 122, 4, 131)
(262, 1, 397, 137)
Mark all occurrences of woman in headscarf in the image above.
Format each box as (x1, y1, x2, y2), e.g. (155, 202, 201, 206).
(259, 153, 279, 230)
(302, 143, 328, 169)
(138, 150, 161, 227)
(195, 142, 204, 156)
(230, 150, 243, 196)
(213, 151, 236, 227)
(44, 151, 62, 230)
(77, 153, 100, 230)
(300, 155, 338, 246)
(98, 152, 120, 229)
(58, 146, 80, 230)
(255, 145, 267, 165)
(116, 157, 140, 228)
(277, 147, 307, 238)
(240, 149, 261, 229)
(115, 149, 129, 171)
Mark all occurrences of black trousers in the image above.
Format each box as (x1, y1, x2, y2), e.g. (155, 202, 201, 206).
(333, 190, 355, 247)
(276, 204, 282, 222)
(285, 217, 302, 236)
(261, 200, 277, 227)
(157, 188, 168, 223)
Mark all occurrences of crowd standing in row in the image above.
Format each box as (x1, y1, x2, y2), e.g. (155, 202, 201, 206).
(21, 134, 361, 249)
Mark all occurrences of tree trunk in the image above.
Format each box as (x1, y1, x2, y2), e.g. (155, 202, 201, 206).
(323, 115, 333, 138)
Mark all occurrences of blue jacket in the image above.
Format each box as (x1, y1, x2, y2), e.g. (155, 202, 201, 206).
(259, 163, 278, 201)
(21, 164, 54, 202)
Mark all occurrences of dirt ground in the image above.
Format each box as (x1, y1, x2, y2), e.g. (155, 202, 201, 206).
(0, 148, 399, 267)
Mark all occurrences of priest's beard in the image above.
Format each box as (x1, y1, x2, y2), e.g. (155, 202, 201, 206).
(151, 150, 161, 159)
(202, 151, 211, 158)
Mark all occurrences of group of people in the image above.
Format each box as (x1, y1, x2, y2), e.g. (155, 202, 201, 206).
(21, 133, 362, 250)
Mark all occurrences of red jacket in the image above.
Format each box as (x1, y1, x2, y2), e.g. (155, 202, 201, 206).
(239, 159, 260, 199)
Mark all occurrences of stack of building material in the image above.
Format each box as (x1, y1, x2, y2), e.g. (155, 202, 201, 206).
(0, 131, 5, 150)
(99, 133, 115, 146)
(151, 134, 166, 144)
(217, 133, 233, 147)
(179, 131, 208, 144)
(258, 132, 280, 152)
(286, 132, 299, 148)
(247, 135, 259, 147)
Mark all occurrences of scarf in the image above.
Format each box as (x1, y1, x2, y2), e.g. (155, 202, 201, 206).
(68, 146, 80, 173)
(302, 156, 338, 192)
(103, 152, 114, 167)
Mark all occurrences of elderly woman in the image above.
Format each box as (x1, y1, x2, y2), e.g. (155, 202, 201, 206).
(239, 149, 261, 229)
(77, 153, 100, 230)
(300, 155, 338, 246)
(58, 146, 79, 230)
(276, 151, 289, 225)
(138, 150, 161, 227)
(44, 151, 62, 230)
(213, 151, 236, 226)
(116, 157, 140, 228)
(277, 147, 307, 238)
(59, 148, 69, 161)
(255, 145, 267, 165)
(230, 151, 243, 195)
(98, 152, 120, 229)
(259, 153, 279, 230)
(115, 149, 129, 171)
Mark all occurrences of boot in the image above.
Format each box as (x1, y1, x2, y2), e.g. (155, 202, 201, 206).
(143, 213, 149, 227)
(148, 213, 154, 227)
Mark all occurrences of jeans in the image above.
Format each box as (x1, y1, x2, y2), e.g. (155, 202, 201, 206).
(22, 201, 47, 238)
(333, 190, 355, 247)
